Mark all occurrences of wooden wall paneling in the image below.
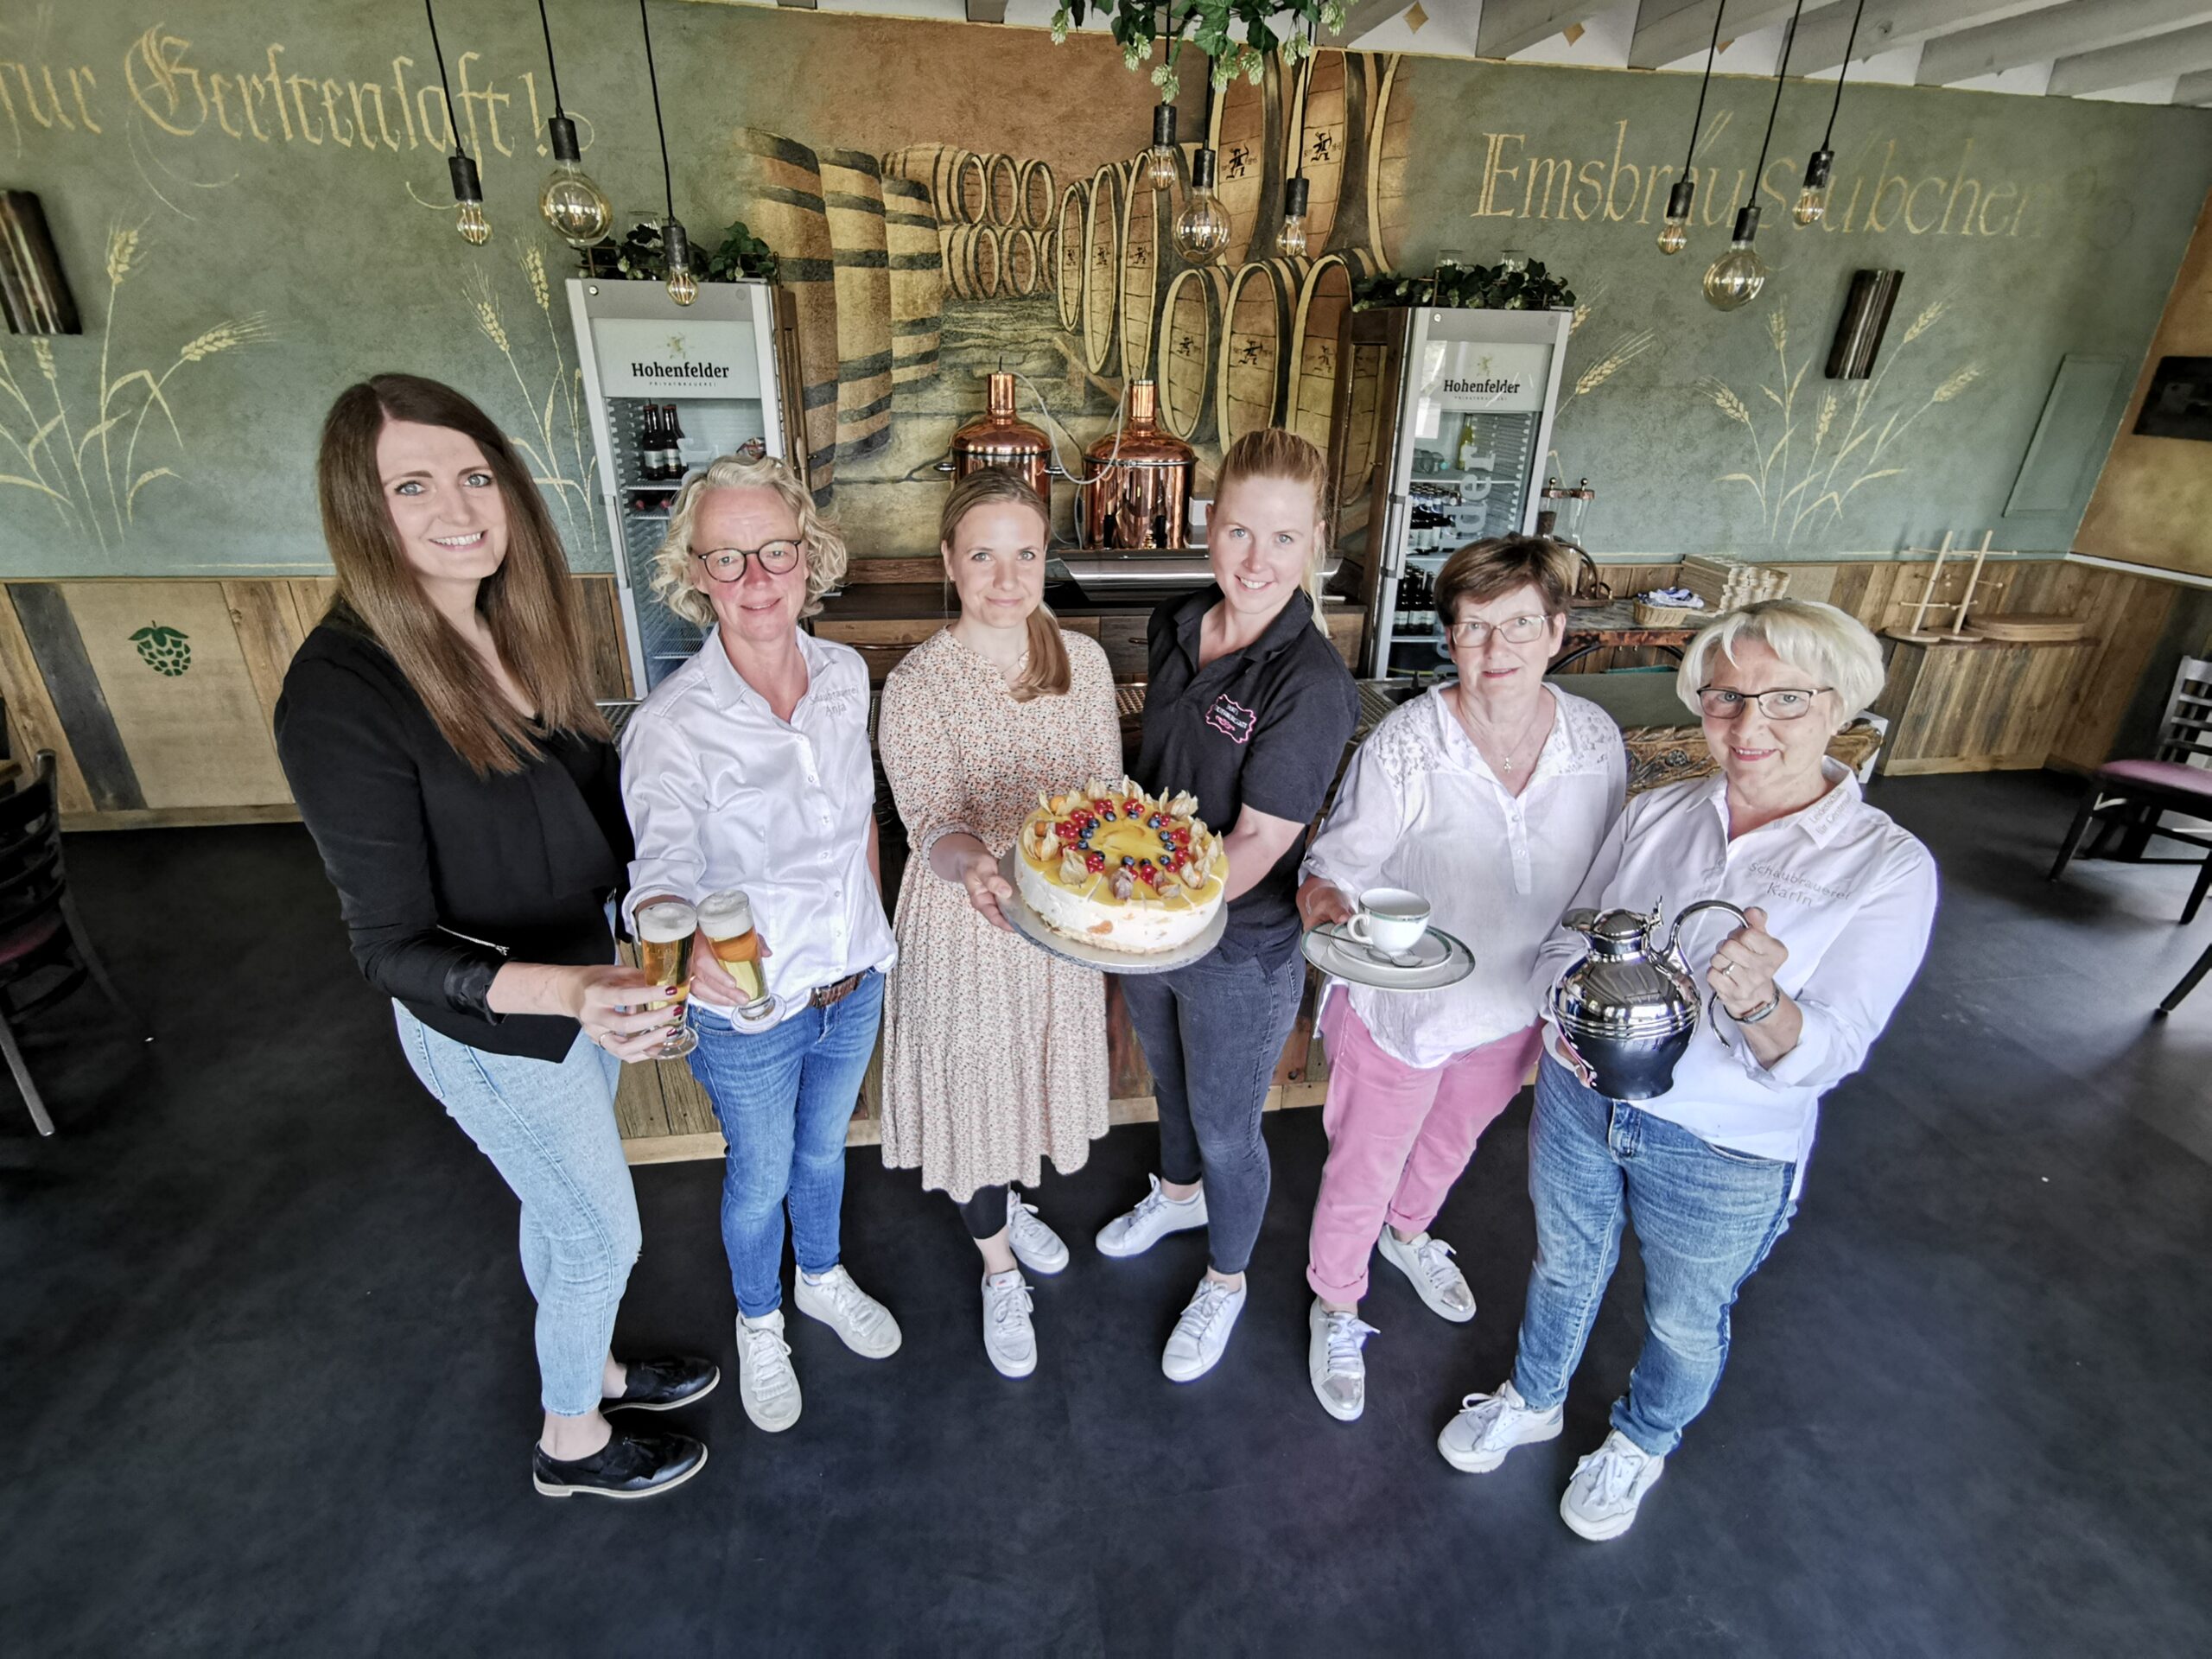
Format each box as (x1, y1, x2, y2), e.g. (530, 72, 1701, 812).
(1873, 638, 2096, 774)
(7, 583, 146, 811)
(223, 580, 312, 731)
(2048, 572, 2176, 770)
(614, 1054, 674, 1141)
(575, 574, 632, 701)
(0, 583, 96, 814)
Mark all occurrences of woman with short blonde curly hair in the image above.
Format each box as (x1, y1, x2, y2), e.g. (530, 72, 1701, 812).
(648, 454, 849, 629)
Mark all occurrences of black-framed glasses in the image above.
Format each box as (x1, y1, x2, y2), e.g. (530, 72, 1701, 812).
(1447, 613, 1551, 647)
(694, 541, 802, 582)
(1696, 685, 1830, 721)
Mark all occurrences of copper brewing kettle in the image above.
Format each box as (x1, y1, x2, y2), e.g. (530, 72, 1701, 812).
(1076, 380, 1194, 550)
(945, 371, 1062, 502)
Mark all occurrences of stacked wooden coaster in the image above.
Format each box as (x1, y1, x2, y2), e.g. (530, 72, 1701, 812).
(1679, 555, 1791, 611)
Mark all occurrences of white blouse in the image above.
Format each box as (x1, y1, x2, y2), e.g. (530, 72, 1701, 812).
(1302, 685, 1626, 1070)
(620, 628, 896, 1025)
(1530, 760, 1938, 1193)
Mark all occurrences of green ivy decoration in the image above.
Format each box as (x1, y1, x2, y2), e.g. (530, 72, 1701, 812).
(582, 220, 779, 286)
(1352, 260, 1577, 314)
(1052, 1, 1352, 102)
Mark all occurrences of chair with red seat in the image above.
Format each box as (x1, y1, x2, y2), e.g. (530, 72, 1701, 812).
(0, 751, 137, 1135)
(2050, 656, 2212, 924)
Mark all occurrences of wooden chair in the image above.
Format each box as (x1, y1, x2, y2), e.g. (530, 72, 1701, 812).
(0, 752, 137, 1135)
(2157, 938, 2211, 1016)
(2050, 656, 2212, 923)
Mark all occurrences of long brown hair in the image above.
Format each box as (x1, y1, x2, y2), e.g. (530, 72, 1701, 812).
(939, 469, 1069, 702)
(1213, 427, 1331, 632)
(316, 374, 610, 775)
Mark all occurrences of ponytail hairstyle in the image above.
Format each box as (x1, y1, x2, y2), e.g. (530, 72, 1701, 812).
(1213, 427, 1332, 632)
(316, 374, 609, 776)
(939, 468, 1070, 702)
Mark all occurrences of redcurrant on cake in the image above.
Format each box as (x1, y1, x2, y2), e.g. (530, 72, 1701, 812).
(1014, 778, 1226, 955)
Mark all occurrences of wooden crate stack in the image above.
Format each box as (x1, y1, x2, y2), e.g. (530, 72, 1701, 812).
(1678, 556, 1791, 611)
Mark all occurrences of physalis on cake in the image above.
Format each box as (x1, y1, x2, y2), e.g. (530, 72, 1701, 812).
(1014, 777, 1227, 955)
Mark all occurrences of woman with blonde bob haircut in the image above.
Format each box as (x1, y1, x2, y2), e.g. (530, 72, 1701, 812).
(621, 453, 902, 1438)
(875, 469, 1122, 1378)
(1440, 597, 1937, 1543)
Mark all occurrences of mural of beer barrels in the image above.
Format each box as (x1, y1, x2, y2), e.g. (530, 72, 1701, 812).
(1038, 228, 1058, 296)
(1365, 55, 1412, 268)
(883, 143, 988, 226)
(1155, 266, 1230, 444)
(1205, 54, 1286, 270)
(1118, 162, 1174, 385)
(1285, 250, 1376, 453)
(1001, 227, 1040, 298)
(1286, 50, 1382, 259)
(1216, 257, 1307, 450)
(984, 153, 1022, 226)
(724, 127, 838, 502)
(1019, 159, 1057, 231)
(881, 175, 943, 388)
(1056, 182, 1088, 333)
(1082, 163, 1124, 378)
(818, 148, 894, 464)
(942, 222, 1001, 299)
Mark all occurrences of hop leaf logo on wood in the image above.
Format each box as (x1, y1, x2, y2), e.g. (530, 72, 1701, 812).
(130, 624, 192, 677)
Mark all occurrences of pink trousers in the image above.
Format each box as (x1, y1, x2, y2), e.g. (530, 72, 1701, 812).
(1306, 995, 1542, 1305)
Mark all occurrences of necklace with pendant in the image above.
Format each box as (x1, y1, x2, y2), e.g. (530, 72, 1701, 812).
(1471, 704, 1542, 774)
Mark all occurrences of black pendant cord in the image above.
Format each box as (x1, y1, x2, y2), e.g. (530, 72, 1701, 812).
(1821, 0, 1867, 149)
(1748, 0, 1806, 192)
(1681, 0, 1727, 175)
(536, 0, 565, 118)
(1292, 13, 1314, 181)
(423, 0, 468, 159)
(639, 0, 675, 223)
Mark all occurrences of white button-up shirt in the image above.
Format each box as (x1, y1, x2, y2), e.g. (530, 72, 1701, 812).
(1531, 760, 1938, 1193)
(620, 628, 895, 1024)
(1303, 685, 1625, 1069)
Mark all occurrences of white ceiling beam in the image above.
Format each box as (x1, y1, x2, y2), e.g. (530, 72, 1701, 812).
(1335, 0, 1423, 49)
(2050, 19, 2212, 92)
(1919, 1, 2212, 86)
(1630, 2, 1829, 71)
(2178, 67, 2212, 100)
(1789, 2, 2050, 79)
(1478, 3, 1594, 57)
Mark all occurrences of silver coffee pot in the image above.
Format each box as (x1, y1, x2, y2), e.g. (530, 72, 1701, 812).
(1548, 900, 1751, 1101)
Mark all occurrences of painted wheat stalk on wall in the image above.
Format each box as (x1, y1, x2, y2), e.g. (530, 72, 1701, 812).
(459, 249, 603, 557)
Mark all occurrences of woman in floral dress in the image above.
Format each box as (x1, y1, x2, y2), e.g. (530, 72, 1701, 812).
(877, 469, 1123, 1379)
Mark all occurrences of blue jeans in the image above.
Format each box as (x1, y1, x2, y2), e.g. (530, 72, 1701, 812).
(1510, 1054, 1797, 1458)
(687, 971, 883, 1319)
(394, 1006, 639, 1417)
(1119, 947, 1305, 1275)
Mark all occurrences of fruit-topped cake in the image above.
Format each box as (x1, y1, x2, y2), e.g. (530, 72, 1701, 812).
(1014, 777, 1227, 955)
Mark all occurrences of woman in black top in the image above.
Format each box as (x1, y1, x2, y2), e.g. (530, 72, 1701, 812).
(1092, 429, 1360, 1384)
(276, 375, 714, 1502)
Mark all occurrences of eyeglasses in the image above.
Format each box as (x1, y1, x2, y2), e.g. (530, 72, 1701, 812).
(1447, 613, 1551, 647)
(1695, 685, 1830, 721)
(693, 541, 802, 582)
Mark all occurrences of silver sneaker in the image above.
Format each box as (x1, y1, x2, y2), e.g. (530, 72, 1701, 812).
(1560, 1430, 1665, 1541)
(793, 1264, 902, 1359)
(1436, 1379, 1563, 1472)
(1006, 1190, 1070, 1276)
(734, 1310, 802, 1433)
(1377, 1230, 1476, 1323)
(1161, 1275, 1246, 1382)
(981, 1269, 1037, 1379)
(1306, 1300, 1378, 1422)
(1096, 1174, 1208, 1259)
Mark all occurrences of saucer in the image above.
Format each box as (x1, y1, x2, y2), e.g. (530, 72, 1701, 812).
(1302, 922, 1476, 992)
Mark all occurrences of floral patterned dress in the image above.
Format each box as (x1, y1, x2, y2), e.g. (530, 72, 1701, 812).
(877, 627, 1125, 1200)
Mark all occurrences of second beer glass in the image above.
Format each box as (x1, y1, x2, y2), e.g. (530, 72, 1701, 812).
(698, 888, 780, 1033)
(635, 898, 700, 1058)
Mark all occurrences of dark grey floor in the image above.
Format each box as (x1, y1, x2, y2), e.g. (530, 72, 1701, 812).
(3, 770, 2209, 1656)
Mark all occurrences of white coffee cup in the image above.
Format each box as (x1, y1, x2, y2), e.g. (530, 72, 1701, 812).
(1347, 887, 1431, 957)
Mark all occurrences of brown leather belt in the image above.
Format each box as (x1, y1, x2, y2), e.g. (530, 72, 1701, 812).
(809, 972, 864, 1010)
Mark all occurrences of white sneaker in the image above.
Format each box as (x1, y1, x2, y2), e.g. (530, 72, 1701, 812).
(1161, 1276, 1246, 1382)
(981, 1269, 1037, 1379)
(1377, 1230, 1476, 1323)
(793, 1264, 903, 1358)
(734, 1310, 802, 1433)
(1005, 1190, 1070, 1276)
(1560, 1429, 1666, 1541)
(1307, 1300, 1378, 1422)
(1436, 1379, 1564, 1472)
(1096, 1174, 1207, 1259)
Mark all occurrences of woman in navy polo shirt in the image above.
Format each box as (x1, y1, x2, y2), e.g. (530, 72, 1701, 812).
(1094, 428, 1360, 1382)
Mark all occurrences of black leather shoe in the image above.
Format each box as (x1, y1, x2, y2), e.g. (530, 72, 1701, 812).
(531, 1428, 708, 1500)
(604, 1354, 720, 1413)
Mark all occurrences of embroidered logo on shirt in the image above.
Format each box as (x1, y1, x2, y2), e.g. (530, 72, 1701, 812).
(1205, 693, 1256, 744)
(1746, 863, 1853, 906)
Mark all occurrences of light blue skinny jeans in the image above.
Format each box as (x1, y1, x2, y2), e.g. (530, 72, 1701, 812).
(395, 1005, 640, 1417)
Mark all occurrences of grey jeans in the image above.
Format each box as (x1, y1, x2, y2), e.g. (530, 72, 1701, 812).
(1119, 947, 1306, 1275)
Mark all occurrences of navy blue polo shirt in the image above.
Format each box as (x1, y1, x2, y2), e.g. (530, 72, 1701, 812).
(1135, 587, 1359, 964)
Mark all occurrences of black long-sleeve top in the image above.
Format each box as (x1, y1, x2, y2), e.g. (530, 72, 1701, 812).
(274, 608, 632, 1061)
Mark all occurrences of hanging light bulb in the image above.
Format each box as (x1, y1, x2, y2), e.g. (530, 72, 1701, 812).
(1657, 181, 1694, 255)
(1794, 149, 1834, 226)
(1275, 175, 1310, 259)
(539, 114, 612, 246)
(449, 152, 490, 245)
(1173, 147, 1231, 264)
(1703, 207, 1768, 311)
(664, 219, 698, 307)
(1145, 104, 1180, 192)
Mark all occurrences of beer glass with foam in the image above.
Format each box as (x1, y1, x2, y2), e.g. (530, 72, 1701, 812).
(635, 898, 700, 1058)
(698, 889, 779, 1033)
